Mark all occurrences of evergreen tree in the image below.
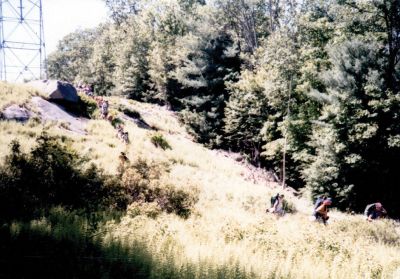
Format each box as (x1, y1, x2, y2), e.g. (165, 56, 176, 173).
(170, 32, 241, 146)
(46, 0, 400, 216)
(304, 39, 400, 212)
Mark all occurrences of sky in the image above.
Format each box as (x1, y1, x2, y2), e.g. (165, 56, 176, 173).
(43, 0, 109, 54)
(0, 0, 109, 82)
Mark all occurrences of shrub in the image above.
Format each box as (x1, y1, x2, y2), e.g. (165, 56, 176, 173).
(120, 158, 198, 218)
(122, 107, 141, 119)
(151, 133, 172, 150)
(127, 202, 162, 219)
(78, 93, 98, 118)
(282, 199, 297, 213)
(0, 133, 128, 222)
(161, 185, 199, 218)
(110, 115, 124, 128)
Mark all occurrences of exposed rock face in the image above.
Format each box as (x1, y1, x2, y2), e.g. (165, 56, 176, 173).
(28, 80, 79, 103)
(31, 97, 87, 134)
(1, 104, 30, 122)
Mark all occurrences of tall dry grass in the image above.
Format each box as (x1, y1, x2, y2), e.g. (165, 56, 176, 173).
(0, 83, 399, 278)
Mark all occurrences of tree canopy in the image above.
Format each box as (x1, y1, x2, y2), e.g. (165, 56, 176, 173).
(48, 0, 400, 217)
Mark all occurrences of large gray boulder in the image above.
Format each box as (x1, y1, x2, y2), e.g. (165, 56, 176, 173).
(28, 80, 79, 103)
(1, 104, 30, 122)
(31, 97, 87, 134)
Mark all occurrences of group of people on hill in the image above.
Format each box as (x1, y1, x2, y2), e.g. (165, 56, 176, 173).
(266, 193, 387, 224)
(76, 82, 130, 145)
(93, 96, 109, 119)
(76, 82, 93, 97)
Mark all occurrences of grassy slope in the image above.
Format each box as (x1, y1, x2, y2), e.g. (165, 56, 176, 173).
(1, 82, 399, 279)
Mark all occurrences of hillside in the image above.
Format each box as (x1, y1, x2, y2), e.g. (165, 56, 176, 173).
(0, 82, 400, 279)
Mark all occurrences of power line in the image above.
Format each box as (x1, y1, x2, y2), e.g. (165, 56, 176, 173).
(0, 0, 47, 82)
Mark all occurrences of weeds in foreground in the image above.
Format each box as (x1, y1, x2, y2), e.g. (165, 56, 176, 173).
(151, 133, 171, 150)
(0, 133, 128, 222)
(0, 208, 256, 279)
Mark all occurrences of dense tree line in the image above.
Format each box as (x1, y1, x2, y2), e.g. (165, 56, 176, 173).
(48, 0, 400, 216)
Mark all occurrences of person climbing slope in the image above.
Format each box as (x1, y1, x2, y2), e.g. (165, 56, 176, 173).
(364, 202, 387, 221)
(315, 198, 332, 224)
(313, 195, 327, 216)
(101, 100, 109, 119)
(267, 194, 285, 216)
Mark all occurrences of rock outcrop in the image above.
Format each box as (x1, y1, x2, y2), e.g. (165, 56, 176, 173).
(28, 80, 79, 103)
(31, 97, 87, 134)
(1, 104, 30, 122)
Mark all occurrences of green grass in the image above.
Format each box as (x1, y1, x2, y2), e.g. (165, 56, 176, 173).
(151, 133, 172, 150)
(0, 82, 45, 110)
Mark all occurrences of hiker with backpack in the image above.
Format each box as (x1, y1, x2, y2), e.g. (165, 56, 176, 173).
(267, 194, 285, 216)
(122, 132, 129, 144)
(364, 202, 387, 221)
(101, 100, 109, 119)
(315, 198, 332, 224)
(313, 195, 327, 216)
(271, 193, 280, 207)
(266, 193, 279, 213)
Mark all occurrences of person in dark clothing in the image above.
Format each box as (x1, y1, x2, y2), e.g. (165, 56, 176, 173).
(313, 195, 327, 216)
(271, 193, 280, 207)
(364, 202, 387, 221)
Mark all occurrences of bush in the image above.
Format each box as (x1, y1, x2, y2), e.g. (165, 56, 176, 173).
(120, 158, 198, 218)
(110, 115, 124, 128)
(282, 199, 297, 213)
(0, 133, 128, 222)
(78, 93, 98, 118)
(151, 133, 172, 150)
(161, 185, 199, 218)
(122, 107, 141, 119)
(127, 202, 162, 219)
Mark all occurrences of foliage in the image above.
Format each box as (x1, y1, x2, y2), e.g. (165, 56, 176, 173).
(0, 207, 257, 279)
(47, 0, 400, 216)
(151, 133, 172, 150)
(120, 158, 198, 218)
(0, 133, 127, 222)
(172, 32, 241, 146)
(1, 81, 400, 278)
(47, 28, 99, 83)
(79, 93, 98, 118)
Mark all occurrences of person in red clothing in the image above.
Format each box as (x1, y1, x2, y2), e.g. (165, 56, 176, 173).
(315, 198, 332, 224)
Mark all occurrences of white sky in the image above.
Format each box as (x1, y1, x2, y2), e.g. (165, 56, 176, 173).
(2, 0, 108, 82)
(43, 0, 109, 54)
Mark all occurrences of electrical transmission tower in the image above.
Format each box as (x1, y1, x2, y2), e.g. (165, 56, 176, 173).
(0, 0, 46, 82)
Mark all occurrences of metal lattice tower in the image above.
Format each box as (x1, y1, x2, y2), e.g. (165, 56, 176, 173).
(0, 0, 46, 82)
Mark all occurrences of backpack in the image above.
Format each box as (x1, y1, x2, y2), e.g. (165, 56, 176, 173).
(314, 197, 324, 210)
(364, 203, 375, 216)
(270, 194, 280, 207)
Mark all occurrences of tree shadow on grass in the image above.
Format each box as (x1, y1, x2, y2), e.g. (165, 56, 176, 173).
(0, 211, 153, 279)
(0, 209, 256, 279)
